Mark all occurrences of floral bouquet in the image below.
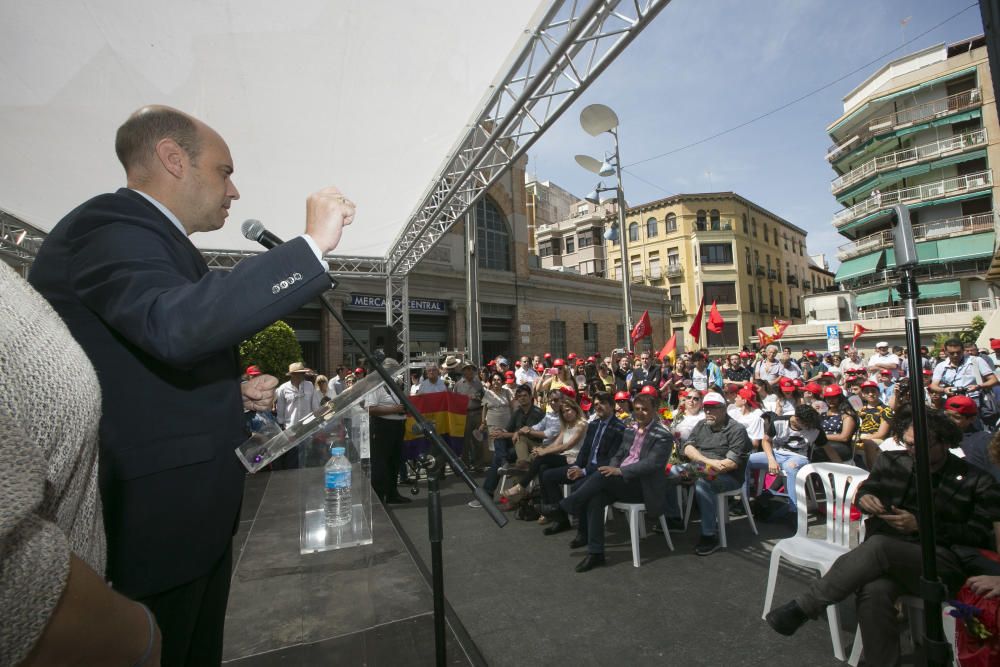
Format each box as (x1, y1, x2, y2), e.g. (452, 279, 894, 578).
(664, 453, 717, 481)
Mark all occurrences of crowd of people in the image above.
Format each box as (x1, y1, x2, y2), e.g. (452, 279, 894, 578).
(372, 338, 1000, 664)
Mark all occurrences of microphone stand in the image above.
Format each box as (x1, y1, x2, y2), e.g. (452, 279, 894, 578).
(315, 285, 507, 667)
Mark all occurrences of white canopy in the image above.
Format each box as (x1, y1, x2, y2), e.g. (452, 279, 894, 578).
(0, 0, 543, 256)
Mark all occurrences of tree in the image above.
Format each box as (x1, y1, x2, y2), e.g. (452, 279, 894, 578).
(929, 315, 987, 357)
(240, 320, 302, 378)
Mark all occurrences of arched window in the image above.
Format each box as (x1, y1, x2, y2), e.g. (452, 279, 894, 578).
(710, 209, 721, 230)
(475, 196, 511, 271)
(666, 213, 677, 232)
(628, 222, 640, 242)
(742, 213, 748, 234)
(646, 217, 658, 238)
(696, 210, 707, 231)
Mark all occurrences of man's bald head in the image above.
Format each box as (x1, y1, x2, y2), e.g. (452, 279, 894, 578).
(115, 105, 203, 177)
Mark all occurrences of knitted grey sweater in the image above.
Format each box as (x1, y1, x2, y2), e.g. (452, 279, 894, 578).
(0, 261, 105, 666)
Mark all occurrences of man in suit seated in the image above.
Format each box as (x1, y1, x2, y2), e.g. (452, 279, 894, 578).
(674, 391, 752, 556)
(538, 392, 625, 535)
(545, 392, 674, 572)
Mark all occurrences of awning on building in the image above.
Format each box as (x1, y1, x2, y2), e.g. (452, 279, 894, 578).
(835, 250, 884, 282)
(855, 289, 891, 307)
(913, 280, 962, 300)
(931, 233, 996, 263)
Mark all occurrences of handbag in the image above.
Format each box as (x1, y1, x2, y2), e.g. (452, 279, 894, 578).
(970, 361, 1000, 427)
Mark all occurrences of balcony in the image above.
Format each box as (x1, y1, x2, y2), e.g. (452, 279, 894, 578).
(668, 303, 685, 316)
(666, 264, 683, 278)
(767, 269, 778, 281)
(827, 88, 981, 162)
(630, 272, 646, 283)
(858, 298, 994, 321)
(847, 260, 991, 290)
(837, 212, 995, 261)
(790, 307, 801, 318)
(649, 269, 662, 281)
(755, 265, 766, 277)
(802, 279, 812, 289)
(770, 305, 780, 315)
(831, 128, 987, 194)
(787, 274, 799, 287)
(832, 170, 993, 229)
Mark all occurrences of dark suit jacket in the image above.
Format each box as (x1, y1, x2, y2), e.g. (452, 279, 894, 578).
(29, 188, 332, 597)
(610, 420, 674, 517)
(572, 416, 625, 473)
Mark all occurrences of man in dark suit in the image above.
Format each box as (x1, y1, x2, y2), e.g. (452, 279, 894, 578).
(538, 391, 625, 535)
(547, 392, 674, 572)
(29, 105, 357, 666)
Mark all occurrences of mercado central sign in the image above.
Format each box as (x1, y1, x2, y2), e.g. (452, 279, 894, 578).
(349, 293, 447, 315)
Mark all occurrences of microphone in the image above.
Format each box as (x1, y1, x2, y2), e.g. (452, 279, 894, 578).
(241, 219, 284, 249)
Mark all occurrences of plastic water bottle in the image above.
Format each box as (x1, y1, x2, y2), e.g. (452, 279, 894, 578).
(324, 446, 352, 527)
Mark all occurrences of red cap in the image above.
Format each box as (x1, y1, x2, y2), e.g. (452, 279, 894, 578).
(568, 353, 577, 360)
(821, 371, 835, 378)
(487, 360, 495, 366)
(614, 391, 631, 402)
(922, 369, 932, 376)
(879, 369, 892, 376)
(544, 352, 552, 359)
(780, 381, 796, 393)
(807, 351, 817, 358)
(822, 385, 843, 398)
(793, 379, 804, 388)
(860, 380, 878, 389)
(737, 386, 759, 407)
(843, 345, 851, 351)
(575, 359, 585, 366)
(246, 365, 262, 377)
(504, 372, 516, 384)
(515, 360, 521, 367)
(535, 364, 545, 372)
(991, 338, 1000, 351)
(354, 367, 365, 375)
(678, 390, 689, 399)
(553, 358, 566, 367)
(639, 385, 659, 396)
(945, 395, 977, 416)
(580, 396, 593, 412)
(804, 382, 823, 395)
(558, 386, 576, 399)
(587, 356, 595, 362)
(739, 351, 750, 358)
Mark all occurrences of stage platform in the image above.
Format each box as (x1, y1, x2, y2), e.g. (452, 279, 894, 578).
(222, 470, 484, 665)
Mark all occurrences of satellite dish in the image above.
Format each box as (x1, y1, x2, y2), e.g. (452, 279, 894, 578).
(580, 104, 619, 137)
(575, 154, 603, 174)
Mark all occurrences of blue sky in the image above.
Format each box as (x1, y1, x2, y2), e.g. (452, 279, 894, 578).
(527, 0, 985, 269)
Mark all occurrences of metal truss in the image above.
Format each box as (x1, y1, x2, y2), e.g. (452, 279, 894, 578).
(0, 209, 46, 270)
(386, 275, 410, 361)
(384, 0, 672, 276)
(198, 247, 386, 278)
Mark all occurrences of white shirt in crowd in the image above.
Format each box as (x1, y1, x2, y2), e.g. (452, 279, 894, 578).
(868, 351, 900, 379)
(763, 394, 796, 416)
(414, 377, 448, 395)
(727, 406, 765, 441)
(515, 366, 538, 386)
(673, 411, 705, 444)
(367, 384, 406, 421)
(275, 379, 322, 427)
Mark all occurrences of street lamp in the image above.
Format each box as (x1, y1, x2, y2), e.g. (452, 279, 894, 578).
(575, 103, 634, 352)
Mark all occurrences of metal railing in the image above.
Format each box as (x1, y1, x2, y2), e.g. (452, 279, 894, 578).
(857, 298, 995, 321)
(666, 264, 683, 277)
(827, 88, 981, 162)
(847, 260, 991, 290)
(755, 266, 766, 277)
(790, 307, 801, 318)
(787, 274, 799, 286)
(837, 212, 995, 261)
(770, 305, 780, 315)
(767, 269, 778, 281)
(831, 128, 987, 193)
(832, 170, 993, 228)
(802, 279, 812, 289)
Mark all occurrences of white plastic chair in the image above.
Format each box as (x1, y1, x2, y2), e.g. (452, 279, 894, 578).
(609, 502, 674, 567)
(761, 462, 869, 662)
(847, 596, 958, 666)
(682, 476, 759, 548)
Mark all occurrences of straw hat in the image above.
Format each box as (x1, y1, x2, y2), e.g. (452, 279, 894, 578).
(286, 362, 310, 376)
(440, 355, 463, 371)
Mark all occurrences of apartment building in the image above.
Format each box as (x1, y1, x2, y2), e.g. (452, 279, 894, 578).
(604, 192, 811, 351)
(535, 198, 615, 277)
(828, 35, 999, 315)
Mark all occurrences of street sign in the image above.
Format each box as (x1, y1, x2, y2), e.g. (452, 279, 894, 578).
(826, 325, 840, 353)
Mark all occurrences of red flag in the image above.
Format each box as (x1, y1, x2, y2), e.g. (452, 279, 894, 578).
(757, 328, 775, 347)
(851, 323, 869, 346)
(707, 300, 725, 334)
(772, 318, 791, 340)
(630, 310, 652, 343)
(657, 333, 677, 364)
(688, 298, 705, 344)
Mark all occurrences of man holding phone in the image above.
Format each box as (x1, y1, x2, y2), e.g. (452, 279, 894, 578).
(766, 410, 1000, 665)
